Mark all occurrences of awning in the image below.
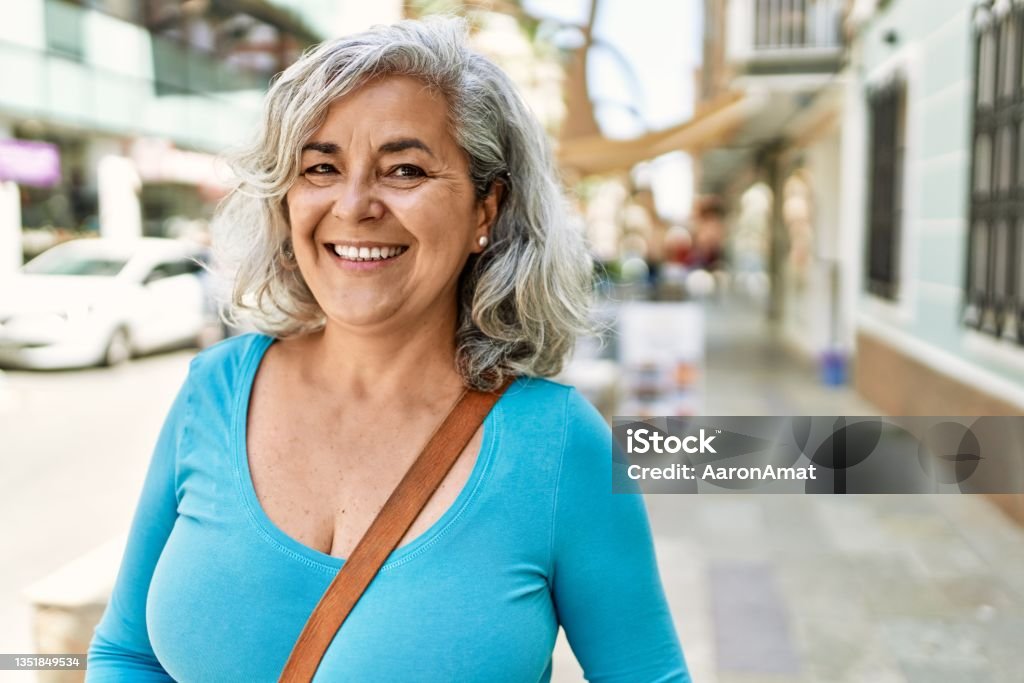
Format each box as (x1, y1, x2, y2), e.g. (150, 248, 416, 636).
(556, 91, 764, 176)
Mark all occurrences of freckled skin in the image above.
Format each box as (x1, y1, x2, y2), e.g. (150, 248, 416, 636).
(285, 75, 499, 336)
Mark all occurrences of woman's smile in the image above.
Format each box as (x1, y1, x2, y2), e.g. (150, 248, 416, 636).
(321, 241, 411, 273)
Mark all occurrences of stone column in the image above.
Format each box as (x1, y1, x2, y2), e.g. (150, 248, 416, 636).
(97, 155, 142, 241)
(0, 179, 21, 278)
(0, 121, 21, 278)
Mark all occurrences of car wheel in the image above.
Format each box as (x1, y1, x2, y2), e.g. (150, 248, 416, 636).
(103, 327, 132, 367)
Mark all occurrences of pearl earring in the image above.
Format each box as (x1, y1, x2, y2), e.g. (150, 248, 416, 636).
(478, 235, 489, 249)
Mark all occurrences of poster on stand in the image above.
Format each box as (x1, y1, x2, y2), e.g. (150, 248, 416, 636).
(617, 302, 704, 417)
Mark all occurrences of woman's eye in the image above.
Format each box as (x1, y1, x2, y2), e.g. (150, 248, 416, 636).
(391, 164, 426, 179)
(304, 163, 337, 175)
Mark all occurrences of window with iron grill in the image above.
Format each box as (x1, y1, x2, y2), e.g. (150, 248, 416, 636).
(752, 0, 845, 50)
(966, 4, 1024, 343)
(864, 78, 906, 300)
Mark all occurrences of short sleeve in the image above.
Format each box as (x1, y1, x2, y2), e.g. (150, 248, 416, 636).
(86, 363, 193, 682)
(550, 389, 690, 683)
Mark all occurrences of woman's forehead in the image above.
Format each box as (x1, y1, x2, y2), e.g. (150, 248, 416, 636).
(309, 76, 454, 149)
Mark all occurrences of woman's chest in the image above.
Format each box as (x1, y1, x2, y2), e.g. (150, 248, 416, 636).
(147, 519, 558, 682)
(245, 400, 484, 561)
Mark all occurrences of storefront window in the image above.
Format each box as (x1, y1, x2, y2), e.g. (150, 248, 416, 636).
(14, 126, 98, 237)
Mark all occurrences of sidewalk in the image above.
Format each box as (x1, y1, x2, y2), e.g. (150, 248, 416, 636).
(701, 297, 879, 416)
(637, 300, 1024, 682)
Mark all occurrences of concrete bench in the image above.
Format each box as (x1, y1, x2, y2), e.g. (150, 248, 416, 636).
(22, 535, 126, 683)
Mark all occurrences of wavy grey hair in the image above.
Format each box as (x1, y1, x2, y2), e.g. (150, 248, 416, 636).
(211, 15, 594, 390)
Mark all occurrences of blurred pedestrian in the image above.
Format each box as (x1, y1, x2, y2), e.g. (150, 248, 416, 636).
(687, 195, 726, 270)
(87, 16, 690, 683)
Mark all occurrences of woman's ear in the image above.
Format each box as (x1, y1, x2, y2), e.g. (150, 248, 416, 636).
(478, 180, 505, 232)
(281, 196, 291, 226)
(491, 179, 506, 207)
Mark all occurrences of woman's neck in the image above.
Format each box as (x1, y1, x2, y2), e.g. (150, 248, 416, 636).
(297, 308, 466, 409)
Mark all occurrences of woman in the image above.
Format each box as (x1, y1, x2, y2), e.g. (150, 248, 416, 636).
(87, 17, 690, 682)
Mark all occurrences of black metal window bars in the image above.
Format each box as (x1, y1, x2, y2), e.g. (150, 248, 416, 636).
(865, 76, 907, 301)
(966, 1, 1024, 343)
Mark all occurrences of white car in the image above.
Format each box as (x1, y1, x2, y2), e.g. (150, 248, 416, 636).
(0, 237, 221, 370)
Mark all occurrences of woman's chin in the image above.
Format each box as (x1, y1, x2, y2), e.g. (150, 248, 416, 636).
(320, 303, 405, 331)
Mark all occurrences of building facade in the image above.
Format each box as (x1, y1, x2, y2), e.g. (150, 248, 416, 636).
(699, 0, 849, 361)
(848, 0, 1024, 416)
(0, 0, 320, 275)
(699, 0, 1024, 419)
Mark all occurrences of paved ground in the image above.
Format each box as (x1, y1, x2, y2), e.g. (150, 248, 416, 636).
(641, 493, 1024, 683)
(551, 299, 1024, 682)
(0, 348, 195, 682)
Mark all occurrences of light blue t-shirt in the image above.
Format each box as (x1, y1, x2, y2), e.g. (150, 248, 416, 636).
(86, 333, 690, 682)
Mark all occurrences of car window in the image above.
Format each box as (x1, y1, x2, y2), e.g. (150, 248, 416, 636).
(145, 259, 202, 283)
(181, 258, 204, 275)
(22, 248, 128, 276)
(144, 262, 177, 284)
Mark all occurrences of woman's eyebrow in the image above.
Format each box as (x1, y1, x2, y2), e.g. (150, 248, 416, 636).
(300, 138, 436, 158)
(301, 141, 339, 154)
(378, 138, 436, 158)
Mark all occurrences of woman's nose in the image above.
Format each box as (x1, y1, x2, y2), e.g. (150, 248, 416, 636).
(330, 177, 385, 224)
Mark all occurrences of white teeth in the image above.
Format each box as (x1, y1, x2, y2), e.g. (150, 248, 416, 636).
(331, 244, 406, 262)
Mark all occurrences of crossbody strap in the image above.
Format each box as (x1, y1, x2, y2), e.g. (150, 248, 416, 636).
(278, 378, 514, 683)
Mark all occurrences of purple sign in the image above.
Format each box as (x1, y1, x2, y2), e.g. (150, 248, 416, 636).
(0, 139, 61, 188)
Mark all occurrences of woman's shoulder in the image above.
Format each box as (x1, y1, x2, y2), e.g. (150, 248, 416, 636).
(504, 378, 614, 498)
(505, 375, 573, 411)
(504, 376, 610, 445)
(185, 331, 273, 384)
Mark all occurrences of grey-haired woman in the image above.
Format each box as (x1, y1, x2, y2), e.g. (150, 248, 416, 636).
(87, 16, 690, 682)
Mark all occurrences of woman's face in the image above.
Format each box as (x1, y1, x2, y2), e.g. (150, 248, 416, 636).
(285, 75, 498, 332)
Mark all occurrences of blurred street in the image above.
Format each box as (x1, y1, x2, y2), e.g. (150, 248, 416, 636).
(701, 298, 879, 417)
(0, 348, 194, 671)
(552, 299, 1024, 683)
(646, 301, 1024, 683)
(644, 491, 1024, 682)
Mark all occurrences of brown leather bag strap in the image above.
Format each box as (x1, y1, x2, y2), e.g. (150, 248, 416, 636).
(278, 378, 514, 683)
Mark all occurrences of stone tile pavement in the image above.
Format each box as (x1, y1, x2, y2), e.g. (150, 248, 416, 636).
(646, 493, 1024, 683)
(552, 299, 1024, 682)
